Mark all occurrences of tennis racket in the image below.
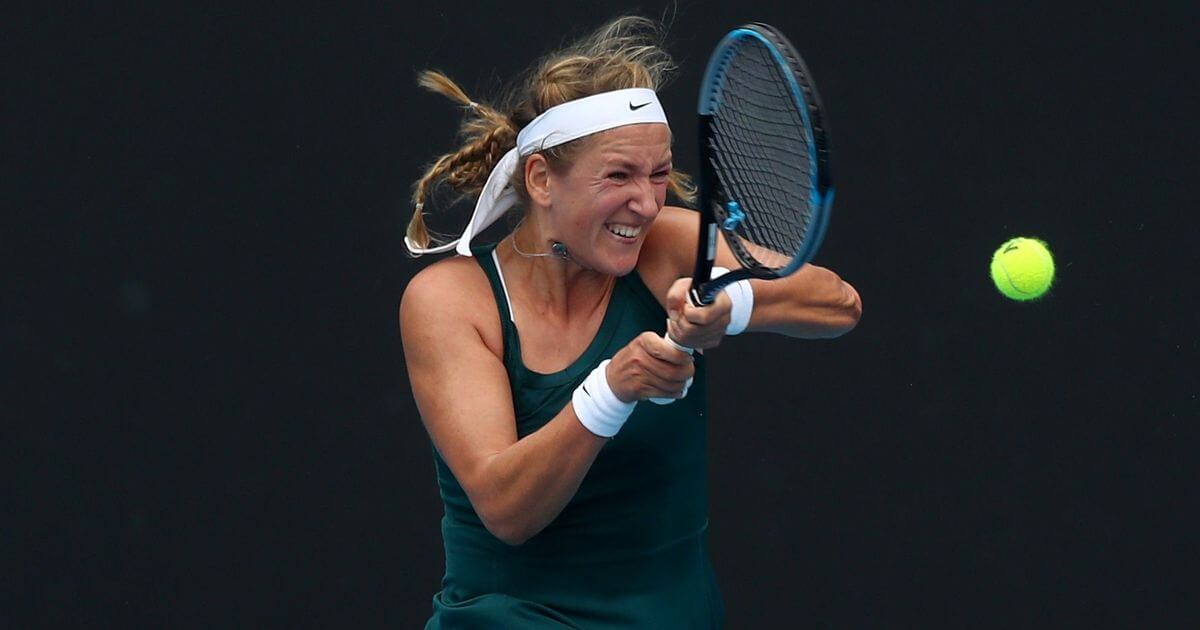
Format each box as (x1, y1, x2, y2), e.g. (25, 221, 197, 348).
(652, 22, 834, 404)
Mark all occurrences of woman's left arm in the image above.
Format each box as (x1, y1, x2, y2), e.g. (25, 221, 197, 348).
(641, 206, 862, 340)
(740, 262, 862, 338)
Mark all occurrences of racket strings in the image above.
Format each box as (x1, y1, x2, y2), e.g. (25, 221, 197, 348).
(717, 67, 811, 259)
(709, 39, 816, 270)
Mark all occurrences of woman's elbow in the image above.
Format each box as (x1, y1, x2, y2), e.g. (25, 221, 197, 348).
(461, 459, 543, 546)
(475, 500, 539, 546)
(482, 514, 536, 546)
(824, 281, 862, 338)
(843, 281, 863, 327)
(497, 530, 534, 547)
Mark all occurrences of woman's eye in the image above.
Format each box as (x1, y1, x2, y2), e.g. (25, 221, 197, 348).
(651, 171, 670, 182)
(608, 172, 629, 182)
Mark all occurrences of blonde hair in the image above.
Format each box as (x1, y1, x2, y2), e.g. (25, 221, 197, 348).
(406, 15, 697, 254)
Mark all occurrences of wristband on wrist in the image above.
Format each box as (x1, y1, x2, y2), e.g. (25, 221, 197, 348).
(571, 359, 636, 438)
(710, 266, 754, 336)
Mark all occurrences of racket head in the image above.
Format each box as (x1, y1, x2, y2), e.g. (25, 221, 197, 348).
(689, 23, 834, 304)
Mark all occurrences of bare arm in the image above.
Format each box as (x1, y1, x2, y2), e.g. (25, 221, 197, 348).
(742, 262, 862, 338)
(641, 206, 862, 340)
(400, 262, 691, 545)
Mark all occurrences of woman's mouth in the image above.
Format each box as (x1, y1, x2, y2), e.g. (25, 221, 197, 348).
(605, 223, 642, 240)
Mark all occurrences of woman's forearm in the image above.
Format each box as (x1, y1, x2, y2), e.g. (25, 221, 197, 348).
(749, 265, 862, 338)
(470, 404, 607, 545)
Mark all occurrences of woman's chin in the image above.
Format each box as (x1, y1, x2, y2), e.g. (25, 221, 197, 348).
(603, 252, 641, 277)
(581, 248, 640, 277)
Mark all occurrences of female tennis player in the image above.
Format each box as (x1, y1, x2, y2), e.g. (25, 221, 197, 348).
(400, 16, 861, 628)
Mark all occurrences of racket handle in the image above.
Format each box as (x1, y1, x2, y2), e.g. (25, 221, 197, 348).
(649, 331, 695, 405)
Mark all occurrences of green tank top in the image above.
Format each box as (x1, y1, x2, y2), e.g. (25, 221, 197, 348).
(426, 243, 724, 628)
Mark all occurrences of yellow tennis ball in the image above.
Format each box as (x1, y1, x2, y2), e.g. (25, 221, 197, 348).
(990, 237, 1055, 301)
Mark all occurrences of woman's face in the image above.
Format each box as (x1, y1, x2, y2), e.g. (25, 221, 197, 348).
(544, 123, 672, 276)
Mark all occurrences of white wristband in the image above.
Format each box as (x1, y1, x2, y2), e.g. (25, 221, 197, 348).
(571, 359, 636, 438)
(710, 266, 754, 336)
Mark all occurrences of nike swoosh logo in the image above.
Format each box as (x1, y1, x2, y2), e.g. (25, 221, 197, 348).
(629, 101, 651, 111)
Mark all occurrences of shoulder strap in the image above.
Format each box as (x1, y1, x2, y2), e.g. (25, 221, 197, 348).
(470, 243, 518, 368)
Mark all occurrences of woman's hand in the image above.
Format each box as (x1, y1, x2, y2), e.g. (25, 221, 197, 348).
(664, 277, 733, 351)
(606, 332, 695, 402)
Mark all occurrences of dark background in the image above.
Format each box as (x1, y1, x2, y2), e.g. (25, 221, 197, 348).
(7, 1, 1197, 627)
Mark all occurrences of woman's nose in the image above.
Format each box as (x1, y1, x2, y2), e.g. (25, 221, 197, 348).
(629, 178, 658, 216)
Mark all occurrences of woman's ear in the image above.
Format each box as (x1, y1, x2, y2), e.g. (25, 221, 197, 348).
(525, 154, 552, 207)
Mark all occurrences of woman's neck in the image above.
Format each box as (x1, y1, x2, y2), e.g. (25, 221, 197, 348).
(497, 232, 613, 322)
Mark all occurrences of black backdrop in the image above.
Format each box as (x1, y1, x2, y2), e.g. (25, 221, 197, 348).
(8, 1, 1197, 627)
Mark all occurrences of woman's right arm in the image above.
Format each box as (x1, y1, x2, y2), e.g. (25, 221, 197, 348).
(399, 262, 691, 545)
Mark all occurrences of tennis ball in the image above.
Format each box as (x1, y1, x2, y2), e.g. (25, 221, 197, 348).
(990, 237, 1055, 301)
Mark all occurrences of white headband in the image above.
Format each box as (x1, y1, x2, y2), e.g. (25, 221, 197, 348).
(405, 87, 669, 256)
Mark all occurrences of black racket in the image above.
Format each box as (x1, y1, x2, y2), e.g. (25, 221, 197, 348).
(654, 23, 834, 402)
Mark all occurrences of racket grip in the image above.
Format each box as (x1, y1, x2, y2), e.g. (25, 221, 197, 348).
(649, 332, 695, 405)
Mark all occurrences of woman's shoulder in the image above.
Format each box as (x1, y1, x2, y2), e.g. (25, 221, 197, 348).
(644, 205, 698, 263)
(653, 204, 700, 228)
(637, 205, 700, 296)
(399, 254, 504, 356)
(405, 250, 489, 290)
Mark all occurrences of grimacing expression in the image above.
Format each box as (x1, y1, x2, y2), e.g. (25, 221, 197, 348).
(546, 123, 672, 276)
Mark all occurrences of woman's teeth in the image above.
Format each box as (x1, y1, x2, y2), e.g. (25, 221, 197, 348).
(606, 224, 641, 238)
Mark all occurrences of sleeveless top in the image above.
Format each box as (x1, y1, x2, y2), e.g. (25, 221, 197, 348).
(426, 243, 724, 629)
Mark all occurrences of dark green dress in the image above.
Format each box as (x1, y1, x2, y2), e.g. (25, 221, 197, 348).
(426, 243, 724, 629)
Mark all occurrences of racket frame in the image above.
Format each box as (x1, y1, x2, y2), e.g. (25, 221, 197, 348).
(688, 23, 834, 306)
